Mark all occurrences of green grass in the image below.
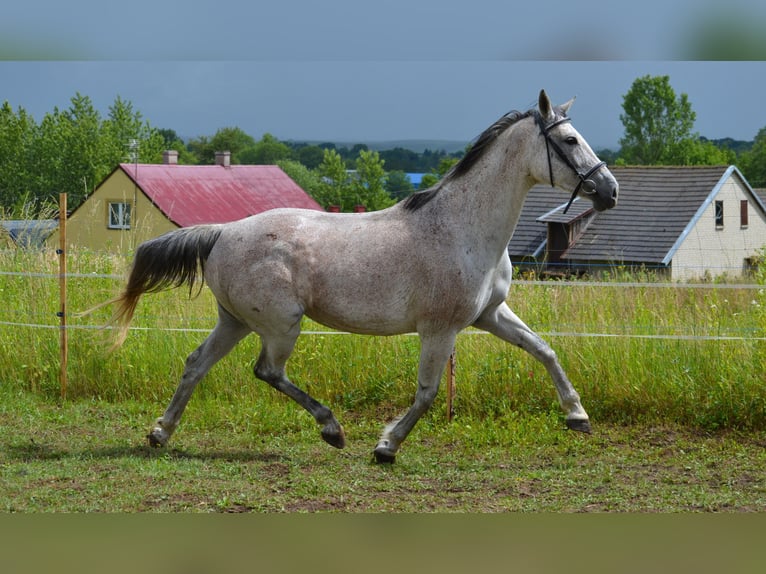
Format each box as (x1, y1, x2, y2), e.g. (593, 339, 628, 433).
(1, 247, 766, 512)
(1, 247, 765, 431)
(1, 384, 765, 512)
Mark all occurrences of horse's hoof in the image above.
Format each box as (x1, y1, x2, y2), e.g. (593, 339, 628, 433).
(373, 440, 397, 463)
(321, 425, 346, 449)
(566, 418, 592, 434)
(146, 429, 167, 447)
(373, 449, 396, 464)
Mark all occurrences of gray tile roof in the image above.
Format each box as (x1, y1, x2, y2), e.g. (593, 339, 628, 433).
(507, 188, 568, 258)
(564, 166, 732, 264)
(509, 165, 742, 265)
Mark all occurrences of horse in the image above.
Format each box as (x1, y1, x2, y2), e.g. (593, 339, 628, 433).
(103, 90, 618, 463)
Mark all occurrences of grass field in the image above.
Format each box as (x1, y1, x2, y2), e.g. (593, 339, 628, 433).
(0, 247, 765, 512)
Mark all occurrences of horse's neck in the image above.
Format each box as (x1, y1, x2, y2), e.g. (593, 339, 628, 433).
(436, 132, 534, 255)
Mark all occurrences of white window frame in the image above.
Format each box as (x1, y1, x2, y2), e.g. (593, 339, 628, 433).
(108, 201, 132, 230)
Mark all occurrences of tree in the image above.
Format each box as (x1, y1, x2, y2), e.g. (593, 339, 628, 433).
(157, 128, 196, 164)
(187, 127, 256, 164)
(418, 156, 459, 190)
(740, 127, 766, 188)
(296, 145, 325, 170)
(0, 102, 38, 213)
(276, 159, 324, 202)
(619, 75, 696, 165)
(35, 93, 105, 207)
(0, 93, 167, 214)
(668, 137, 736, 166)
(239, 133, 294, 165)
(385, 170, 414, 200)
(352, 149, 394, 211)
(315, 148, 351, 209)
(103, 95, 165, 166)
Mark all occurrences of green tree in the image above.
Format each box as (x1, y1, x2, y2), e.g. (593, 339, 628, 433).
(740, 127, 766, 188)
(0, 93, 168, 213)
(0, 102, 38, 213)
(296, 145, 325, 170)
(157, 128, 197, 164)
(276, 159, 324, 203)
(385, 170, 414, 201)
(188, 127, 256, 164)
(240, 133, 294, 165)
(103, 95, 165, 166)
(668, 137, 736, 166)
(418, 156, 459, 190)
(352, 149, 394, 211)
(34, 93, 105, 207)
(619, 75, 696, 165)
(315, 148, 351, 209)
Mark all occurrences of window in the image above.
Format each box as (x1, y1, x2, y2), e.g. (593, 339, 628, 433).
(108, 202, 132, 229)
(714, 200, 724, 229)
(741, 200, 749, 228)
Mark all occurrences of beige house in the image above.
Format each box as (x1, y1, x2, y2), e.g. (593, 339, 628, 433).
(47, 151, 322, 254)
(508, 166, 766, 281)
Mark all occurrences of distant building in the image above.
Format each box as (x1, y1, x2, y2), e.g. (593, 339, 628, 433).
(0, 220, 58, 248)
(47, 151, 322, 253)
(406, 173, 425, 188)
(508, 166, 766, 281)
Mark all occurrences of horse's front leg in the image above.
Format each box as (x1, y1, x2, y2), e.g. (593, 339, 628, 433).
(374, 331, 457, 463)
(474, 302, 591, 433)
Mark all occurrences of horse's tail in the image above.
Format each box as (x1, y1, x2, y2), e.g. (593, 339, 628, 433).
(101, 224, 223, 348)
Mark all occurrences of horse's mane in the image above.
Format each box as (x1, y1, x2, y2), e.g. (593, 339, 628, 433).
(401, 109, 535, 212)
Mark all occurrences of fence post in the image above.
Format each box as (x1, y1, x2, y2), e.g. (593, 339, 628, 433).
(58, 193, 68, 400)
(446, 349, 456, 421)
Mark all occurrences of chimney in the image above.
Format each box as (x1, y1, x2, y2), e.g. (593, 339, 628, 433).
(162, 150, 178, 165)
(215, 151, 231, 167)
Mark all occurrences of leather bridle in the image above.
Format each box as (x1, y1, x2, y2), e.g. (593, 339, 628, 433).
(536, 113, 606, 214)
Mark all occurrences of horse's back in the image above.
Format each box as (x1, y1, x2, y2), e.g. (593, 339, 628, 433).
(204, 207, 427, 334)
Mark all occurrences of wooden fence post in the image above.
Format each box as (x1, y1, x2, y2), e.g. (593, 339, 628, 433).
(446, 349, 456, 421)
(58, 193, 68, 400)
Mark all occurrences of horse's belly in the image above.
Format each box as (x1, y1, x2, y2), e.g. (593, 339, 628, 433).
(304, 294, 417, 336)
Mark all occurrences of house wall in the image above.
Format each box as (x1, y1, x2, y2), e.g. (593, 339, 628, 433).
(46, 169, 178, 253)
(672, 176, 766, 281)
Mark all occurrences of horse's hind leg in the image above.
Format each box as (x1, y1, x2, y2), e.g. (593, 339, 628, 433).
(254, 331, 345, 449)
(474, 302, 591, 433)
(148, 306, 250, 447)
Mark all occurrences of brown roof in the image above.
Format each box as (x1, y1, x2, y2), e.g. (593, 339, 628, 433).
(119, 163, 322, 227)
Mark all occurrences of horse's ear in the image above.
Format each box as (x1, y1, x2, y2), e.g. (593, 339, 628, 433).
(558, 96, 576, 116)
(538, 89, 554, 121)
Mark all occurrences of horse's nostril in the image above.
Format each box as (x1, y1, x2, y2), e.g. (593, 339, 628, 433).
(612, 187, 619, 200)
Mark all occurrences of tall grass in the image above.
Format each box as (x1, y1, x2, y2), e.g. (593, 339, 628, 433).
(1, 245, 764, 431)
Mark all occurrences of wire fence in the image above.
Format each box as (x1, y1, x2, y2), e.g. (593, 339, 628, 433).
(1, 269, 764, 341)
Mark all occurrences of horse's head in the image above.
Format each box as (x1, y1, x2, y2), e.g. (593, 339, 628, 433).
(533, 90, 618, 213)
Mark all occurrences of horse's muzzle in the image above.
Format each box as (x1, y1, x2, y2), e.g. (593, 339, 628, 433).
(593, 182, 618, 211)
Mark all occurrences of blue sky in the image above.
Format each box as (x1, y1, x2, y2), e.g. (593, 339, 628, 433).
(2, 1, 766, 149)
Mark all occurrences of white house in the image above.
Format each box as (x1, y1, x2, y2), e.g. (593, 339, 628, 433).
(508, 166, 766, 281)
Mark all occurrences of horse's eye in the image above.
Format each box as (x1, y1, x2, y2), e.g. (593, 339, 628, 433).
(565, 136, 578, 145)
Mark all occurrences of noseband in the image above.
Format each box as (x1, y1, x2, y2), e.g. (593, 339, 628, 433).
(536, 114, 606, 214)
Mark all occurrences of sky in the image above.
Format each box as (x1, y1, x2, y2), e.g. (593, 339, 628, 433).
(2, 1, 766, 150)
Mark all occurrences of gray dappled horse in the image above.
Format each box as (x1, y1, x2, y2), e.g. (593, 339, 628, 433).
(104, 90, 618, 463)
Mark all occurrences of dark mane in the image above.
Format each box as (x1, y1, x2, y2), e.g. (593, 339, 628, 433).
(401, 109, 534, 212)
